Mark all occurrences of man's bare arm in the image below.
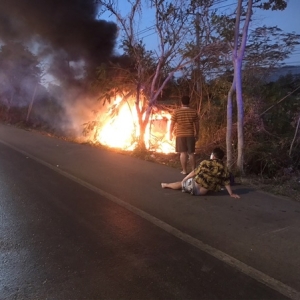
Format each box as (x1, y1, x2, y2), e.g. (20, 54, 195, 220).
(225, 185, 240, 199)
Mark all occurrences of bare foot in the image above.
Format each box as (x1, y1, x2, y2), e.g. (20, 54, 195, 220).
(161, 183, 167, 188)
(180, 171, 187, 175)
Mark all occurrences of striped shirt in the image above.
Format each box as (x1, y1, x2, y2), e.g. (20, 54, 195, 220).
(171, 107, 199, 137)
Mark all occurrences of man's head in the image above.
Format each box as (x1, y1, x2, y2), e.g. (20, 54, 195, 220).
(212, 147, 225, 160)
(181, 96, 190, 106)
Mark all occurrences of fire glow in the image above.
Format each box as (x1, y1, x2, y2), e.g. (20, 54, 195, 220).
(96, 95, 175, 153)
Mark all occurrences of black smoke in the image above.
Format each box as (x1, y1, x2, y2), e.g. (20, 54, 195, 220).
(0, 0, 118, 82)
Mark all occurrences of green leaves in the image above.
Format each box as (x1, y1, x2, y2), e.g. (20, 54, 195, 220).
(257, 0, 287, 11)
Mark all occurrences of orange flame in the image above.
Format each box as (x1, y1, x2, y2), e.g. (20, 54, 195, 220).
(96, 95, 175, 153)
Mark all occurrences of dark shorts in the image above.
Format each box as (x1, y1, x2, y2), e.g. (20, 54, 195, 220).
(175, 136, 195, 154)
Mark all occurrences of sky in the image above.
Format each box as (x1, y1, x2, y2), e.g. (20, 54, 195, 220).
(253, 0, 300, 65)
(106, 0, 300, 66)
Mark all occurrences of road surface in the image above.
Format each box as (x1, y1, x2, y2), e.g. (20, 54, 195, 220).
(0, 124, 299, 299)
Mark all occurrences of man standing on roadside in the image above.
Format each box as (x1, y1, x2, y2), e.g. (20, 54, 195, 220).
(169, 95, 199, 175)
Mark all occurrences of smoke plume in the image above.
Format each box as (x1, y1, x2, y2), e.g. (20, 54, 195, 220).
(0, 0, 119, 137)
(0, 0, 118, 81)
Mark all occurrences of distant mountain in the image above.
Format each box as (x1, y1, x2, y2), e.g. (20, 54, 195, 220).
(267, 65, 300, 82)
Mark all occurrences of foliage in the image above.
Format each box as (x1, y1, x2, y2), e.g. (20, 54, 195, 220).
(210, 0, 298, 174)
(180, 70, 300, 178)
(242, 74, 300, 176)
(256, 0, 287, 10)
(245, 26, 300, 70)
(96, 0, 210, 148)
(94, 58, 137, 104)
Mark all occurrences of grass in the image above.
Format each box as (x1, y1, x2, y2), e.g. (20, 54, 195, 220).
(240, 174, 300, 202)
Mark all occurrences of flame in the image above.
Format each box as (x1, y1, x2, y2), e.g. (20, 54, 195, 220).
(96, 95, 175, 153)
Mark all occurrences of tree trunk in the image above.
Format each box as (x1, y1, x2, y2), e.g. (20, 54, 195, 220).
(226, 78, 235, 170)
(138, 122, 147, 150)
(135, 102, 149, 151)
(195, 12, 203, 115)
(137, 106, 152, 150)
(235, 59, 244, 174)
(230, 0, 252, 175)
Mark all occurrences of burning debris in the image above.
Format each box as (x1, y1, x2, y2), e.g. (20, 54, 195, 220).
(85, 95, 176, 153)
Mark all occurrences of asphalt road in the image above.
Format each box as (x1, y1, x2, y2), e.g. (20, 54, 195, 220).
(0, 124, 299, 299)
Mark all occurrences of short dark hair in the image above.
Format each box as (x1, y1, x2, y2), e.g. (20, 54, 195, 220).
(181, 96, 190, 105)
(212, 147, 225, 160)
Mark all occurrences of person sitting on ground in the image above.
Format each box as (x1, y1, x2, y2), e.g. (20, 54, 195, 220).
(161, 147, 240, 198)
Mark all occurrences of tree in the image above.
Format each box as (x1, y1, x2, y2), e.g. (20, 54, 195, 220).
(96, 0, 215, 149)
(244, 26, 300, 82)
(215, 0, 292, 174)
(226, 0, 253, 174)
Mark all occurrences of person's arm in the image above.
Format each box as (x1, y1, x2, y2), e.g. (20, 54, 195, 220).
(224, 184, 240, 198)
(181, 170, 195, 183)
(182, 161, 203, 184)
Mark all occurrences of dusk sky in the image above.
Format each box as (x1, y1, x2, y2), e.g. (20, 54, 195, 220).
(255, 0, 300, 65)
(108, 0, 300, 66)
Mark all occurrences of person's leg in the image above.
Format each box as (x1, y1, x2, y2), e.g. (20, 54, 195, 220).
(190, 180, 208, 196)
(186, 137, 196, 171)
(161, 182, 182, 189)
(180, 152, 188, 174)
(190, 182, 209, 196)
(198, 186, 209, 195)
(176, 137, 188, 174)
(188, 153, 196, 170)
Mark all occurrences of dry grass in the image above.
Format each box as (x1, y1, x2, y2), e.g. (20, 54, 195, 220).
(239, 174, 300, 202)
